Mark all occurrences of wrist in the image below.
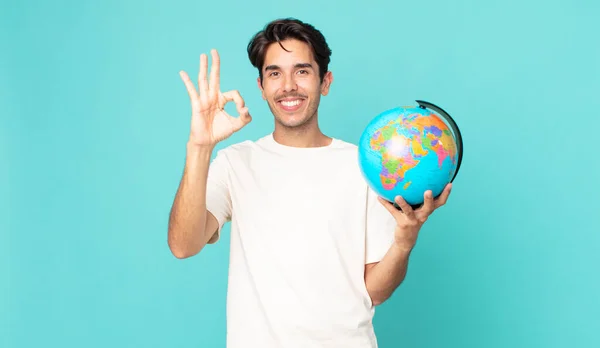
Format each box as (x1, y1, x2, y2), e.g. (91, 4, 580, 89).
(186, 141, 214, 154)
(185, 142, 214, 165)
(391, 240, 414, 255)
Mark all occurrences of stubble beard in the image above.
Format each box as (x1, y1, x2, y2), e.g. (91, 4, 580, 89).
(267, 97, 320, 131)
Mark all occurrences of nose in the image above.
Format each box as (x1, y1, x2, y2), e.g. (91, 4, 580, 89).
(282, 74, 297, 92)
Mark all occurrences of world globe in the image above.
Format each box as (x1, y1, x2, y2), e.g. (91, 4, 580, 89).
(358, 100, 463, 208)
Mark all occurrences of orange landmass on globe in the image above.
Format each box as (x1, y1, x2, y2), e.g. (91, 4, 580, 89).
(369, 112, 457, 190)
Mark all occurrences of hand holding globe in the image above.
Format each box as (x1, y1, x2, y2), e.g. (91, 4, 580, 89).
(378, 183, 453, 251)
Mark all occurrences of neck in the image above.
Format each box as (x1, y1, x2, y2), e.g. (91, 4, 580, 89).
(272, 118, 331, 148)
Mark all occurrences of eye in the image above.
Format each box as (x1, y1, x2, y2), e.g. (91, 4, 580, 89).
(269, 71, 280, 77)
(297, 70, 308, 75)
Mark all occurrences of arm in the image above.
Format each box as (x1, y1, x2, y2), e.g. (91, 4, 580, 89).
(365, 184, 453, 305)
(168, 143, 220, 259)
(168, 49, 251, 259)
(364, 243, 412, 306)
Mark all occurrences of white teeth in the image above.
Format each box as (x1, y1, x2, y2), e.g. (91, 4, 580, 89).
(281, 100, 301, 107)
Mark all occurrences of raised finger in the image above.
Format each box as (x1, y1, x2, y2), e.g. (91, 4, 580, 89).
(434, 183, 453, 208)
(209, 49, 220, 95)
(377, 196, 402, 219)
(198, 53, 209, 96)
(179, 71, 198, 100)
(394, 195, 415, 218)
(418, 190, 435, 217)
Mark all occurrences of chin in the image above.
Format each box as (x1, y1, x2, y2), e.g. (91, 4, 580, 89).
(268, 100, 314, 128)
(275, 114, 312, 128)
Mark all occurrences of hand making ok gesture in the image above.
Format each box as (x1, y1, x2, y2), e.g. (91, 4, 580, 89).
(179, 49, 252, 148)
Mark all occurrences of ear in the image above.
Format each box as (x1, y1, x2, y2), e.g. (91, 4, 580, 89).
(320, 71, 333, 96)
(257, 77, 266, 100)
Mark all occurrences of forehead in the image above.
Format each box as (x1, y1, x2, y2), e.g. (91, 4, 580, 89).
(263, 39, 315, 69)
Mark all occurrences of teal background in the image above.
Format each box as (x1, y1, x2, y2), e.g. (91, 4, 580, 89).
(2, 0, 599, 347)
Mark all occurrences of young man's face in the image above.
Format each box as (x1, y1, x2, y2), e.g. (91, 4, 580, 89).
(257, 39, 333, 129)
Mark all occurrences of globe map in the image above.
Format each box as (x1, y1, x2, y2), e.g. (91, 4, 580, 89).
(358, 106, 460, 206)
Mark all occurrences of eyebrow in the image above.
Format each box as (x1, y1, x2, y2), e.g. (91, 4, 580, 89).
(264, 63, 313, 71)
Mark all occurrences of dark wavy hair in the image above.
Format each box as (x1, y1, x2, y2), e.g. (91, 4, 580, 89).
(247, 18, 332, 84)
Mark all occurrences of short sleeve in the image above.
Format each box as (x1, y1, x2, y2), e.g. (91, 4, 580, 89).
(205, 149, 233, 243)
(365, 187, 397, 264)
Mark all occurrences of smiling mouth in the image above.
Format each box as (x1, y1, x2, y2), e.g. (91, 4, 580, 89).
(277, 98, 305, 112)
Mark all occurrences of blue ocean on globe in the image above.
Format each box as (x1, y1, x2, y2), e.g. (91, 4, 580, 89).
(358, 105, 460, 206)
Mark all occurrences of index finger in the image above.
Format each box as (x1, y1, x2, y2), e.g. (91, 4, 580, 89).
(221, 90, 246, 113)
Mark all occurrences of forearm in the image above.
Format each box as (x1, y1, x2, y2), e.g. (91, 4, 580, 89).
(364, 242, 412, 306)
(168, 143, 214, 258)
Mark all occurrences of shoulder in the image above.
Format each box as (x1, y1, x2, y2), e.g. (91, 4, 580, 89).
(331, 138, 359, 152)
(328, 138, 361, 161)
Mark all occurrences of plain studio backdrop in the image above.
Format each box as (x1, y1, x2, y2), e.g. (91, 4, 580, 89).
(2, 0, 599, 347)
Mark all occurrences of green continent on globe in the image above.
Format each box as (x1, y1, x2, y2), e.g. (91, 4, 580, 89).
(369, 111, 456, 190)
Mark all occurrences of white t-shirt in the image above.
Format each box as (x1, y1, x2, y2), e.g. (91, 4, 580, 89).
(206, 133, 397, 348)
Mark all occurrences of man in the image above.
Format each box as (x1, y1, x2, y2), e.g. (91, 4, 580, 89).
(168, 18, 451, 348)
